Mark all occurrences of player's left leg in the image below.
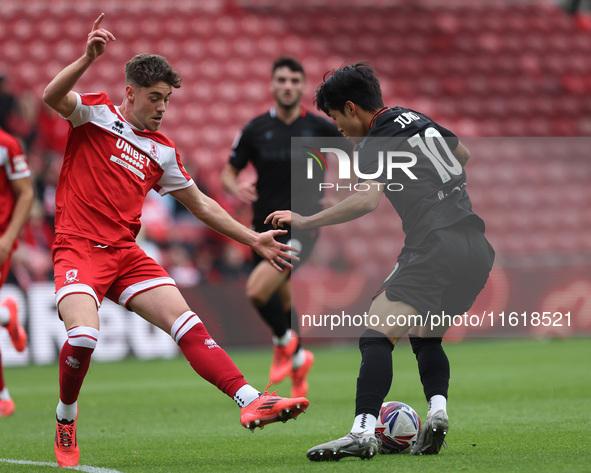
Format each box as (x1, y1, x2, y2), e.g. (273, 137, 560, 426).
(409, 223, 494, 455)
(128, 285, 309, 431)
(407, 328, 449, 455)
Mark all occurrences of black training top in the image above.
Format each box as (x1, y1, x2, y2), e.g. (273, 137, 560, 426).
(357, 106, 485, 247)
(230, 107, 344, 231)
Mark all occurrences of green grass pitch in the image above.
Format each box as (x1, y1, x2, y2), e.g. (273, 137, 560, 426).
(0, 338, 589, 472)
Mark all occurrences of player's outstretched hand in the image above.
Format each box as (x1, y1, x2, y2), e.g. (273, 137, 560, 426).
(265, 210, 305, 230)
(252, 229, 300, 272)
(86, 13, 116, 61)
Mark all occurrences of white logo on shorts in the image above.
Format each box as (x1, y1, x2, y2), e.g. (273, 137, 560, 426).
(64, 269, 79, 284)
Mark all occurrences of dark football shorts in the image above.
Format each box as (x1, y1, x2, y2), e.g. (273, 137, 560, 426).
(374, 219, 495, 319)
(252, 227, 320, 274)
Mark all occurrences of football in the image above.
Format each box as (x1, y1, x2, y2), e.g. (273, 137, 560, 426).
(375, 401, 422, 454)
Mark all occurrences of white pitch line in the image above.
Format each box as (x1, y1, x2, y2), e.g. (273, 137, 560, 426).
(0, 458, 124, 473)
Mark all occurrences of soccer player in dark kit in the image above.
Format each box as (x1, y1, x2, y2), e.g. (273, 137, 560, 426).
(222, 57, 347, 397)
(267, 63, 495, 461)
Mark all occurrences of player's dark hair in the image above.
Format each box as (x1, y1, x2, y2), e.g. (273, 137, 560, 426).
(314, 63, 383, 114)
(272, 56, 305, 78)
(125, 54, 182, 89)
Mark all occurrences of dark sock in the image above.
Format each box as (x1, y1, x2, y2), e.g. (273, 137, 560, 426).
(254, 293, 288, 338)
(354, 329, 395, 418)
(409, 335, 449, 400)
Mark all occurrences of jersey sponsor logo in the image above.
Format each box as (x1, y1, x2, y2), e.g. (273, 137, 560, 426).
(110, 155, 146, 179)
(112, 138, 149, 180)
(112, 120, 125, 135)
(64, 269, 79, 284)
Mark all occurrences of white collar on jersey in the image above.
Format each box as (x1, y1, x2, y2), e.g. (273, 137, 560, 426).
(115, 106, 144, 132)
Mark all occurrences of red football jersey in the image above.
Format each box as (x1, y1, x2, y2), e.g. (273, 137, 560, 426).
(56, 92, 193, 247)
(0, 129, 31, 236)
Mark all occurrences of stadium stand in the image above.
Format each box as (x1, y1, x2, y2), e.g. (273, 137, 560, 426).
(1, 0, 589, 275)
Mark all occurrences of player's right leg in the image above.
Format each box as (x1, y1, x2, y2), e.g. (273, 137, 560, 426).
(54, 293, 100, 468)
(128, 284, 309, 432)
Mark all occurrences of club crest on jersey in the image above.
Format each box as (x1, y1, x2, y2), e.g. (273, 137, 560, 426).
(149, 140, 159, 163)
(64, 269, 79, 284)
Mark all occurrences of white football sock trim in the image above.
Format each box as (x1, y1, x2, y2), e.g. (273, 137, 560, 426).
(351, 413, 377, 434)
(67, 326, 99, 349)
(171, 311, 202, 344)
(56, 400, 77, 422)
(233, 385, 261, 408)
(428, 395, 447, 417)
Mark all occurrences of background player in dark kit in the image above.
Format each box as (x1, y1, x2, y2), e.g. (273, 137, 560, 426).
(268, 63, 495, 461)
(222, 57, 346, 397)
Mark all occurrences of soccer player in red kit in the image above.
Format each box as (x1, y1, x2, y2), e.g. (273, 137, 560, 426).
(43, 14, 308, 468)
(0, 128, 33, 417)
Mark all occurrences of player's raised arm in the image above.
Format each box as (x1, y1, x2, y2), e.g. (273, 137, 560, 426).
(42, 13, 115, 117)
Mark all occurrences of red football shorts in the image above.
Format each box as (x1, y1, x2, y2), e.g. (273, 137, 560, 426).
(52, 234, 175, 310)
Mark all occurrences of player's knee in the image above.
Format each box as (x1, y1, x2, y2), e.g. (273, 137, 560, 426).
(359, 328, 394, 353)
(409, 335, 442, 355)
(245, 288, 268, 308)
(67, 326, 99, 351)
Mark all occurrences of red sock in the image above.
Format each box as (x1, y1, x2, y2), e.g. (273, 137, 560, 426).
(177, 321, 247, 398)
(58, 341, 94, 404)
